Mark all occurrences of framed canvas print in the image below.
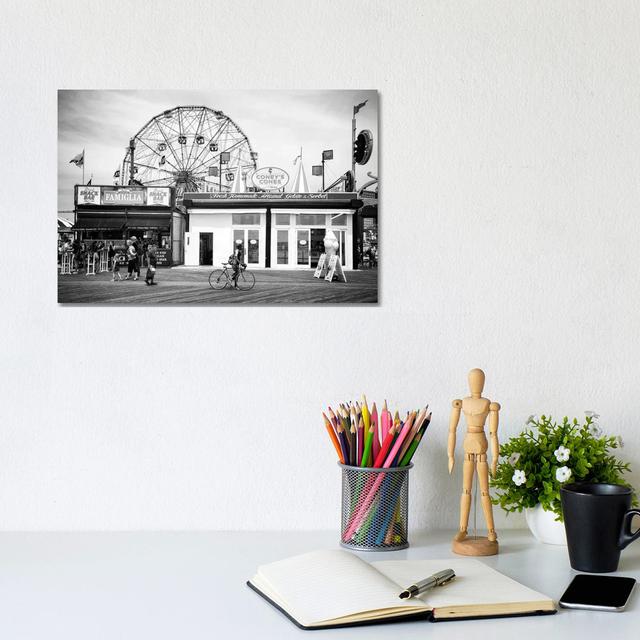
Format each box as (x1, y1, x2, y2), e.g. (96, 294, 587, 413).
(58, 90, 378, 304)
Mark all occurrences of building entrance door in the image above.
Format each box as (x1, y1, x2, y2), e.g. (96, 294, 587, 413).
(199, 232, 213, 266)
(310, 228, 325, 268)
(297, 229, 310, 266)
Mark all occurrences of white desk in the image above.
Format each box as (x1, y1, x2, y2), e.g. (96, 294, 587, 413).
(0, 530, 637, 639)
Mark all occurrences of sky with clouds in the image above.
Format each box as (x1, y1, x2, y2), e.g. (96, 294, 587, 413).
(58, 90, 378, 217)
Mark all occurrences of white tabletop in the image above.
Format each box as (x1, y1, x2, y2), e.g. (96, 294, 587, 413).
(0, 530, 637, 639)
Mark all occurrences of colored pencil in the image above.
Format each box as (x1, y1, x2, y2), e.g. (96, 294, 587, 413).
(360, 423, 375, 468)
(373, 421, 396, 467)
(343, 413, 417, 540)
(361, 395, 370, 434)
(349, 419, 357, 466)
(323, 412, 344, 463)
(381, 400, 390, 443)
(396, 407, 426, 464)
(400, 412, 432, 466)
(371, 402, 380, 461)
(356, 417, 364, 465)
(336, 422, 350, 465)
(340, 406, 353, 462)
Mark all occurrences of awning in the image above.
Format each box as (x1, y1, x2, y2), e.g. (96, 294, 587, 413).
(358, 198, 378, 218)
(125, 214, 171, 229)
(74, 215, 125, 230)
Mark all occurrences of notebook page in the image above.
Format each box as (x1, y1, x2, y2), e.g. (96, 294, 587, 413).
(255, 550, 425, 625)
(372, 559, 552, 609)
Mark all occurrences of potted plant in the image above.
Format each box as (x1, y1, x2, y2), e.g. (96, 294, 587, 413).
(490, 413, 634, 545)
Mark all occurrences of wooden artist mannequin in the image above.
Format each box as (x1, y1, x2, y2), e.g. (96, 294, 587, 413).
(448, 368, 500, 556)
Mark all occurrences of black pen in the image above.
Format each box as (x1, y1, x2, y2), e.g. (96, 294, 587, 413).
(399, 569, 456, 599)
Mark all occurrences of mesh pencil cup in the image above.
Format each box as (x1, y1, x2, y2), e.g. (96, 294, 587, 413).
(339, 463, 413, 551)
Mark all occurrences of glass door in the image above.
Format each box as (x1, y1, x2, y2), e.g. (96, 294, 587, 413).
(297, 229, 310, 266)
(310, 228, 325, 268)
(233, 229, 260, 264)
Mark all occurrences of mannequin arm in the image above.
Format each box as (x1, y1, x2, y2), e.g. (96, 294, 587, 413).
(489, 402, 500, 477)
(448, 400, 462, 473)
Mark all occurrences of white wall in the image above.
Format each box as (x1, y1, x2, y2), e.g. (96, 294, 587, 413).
(2, 1, 640, 531)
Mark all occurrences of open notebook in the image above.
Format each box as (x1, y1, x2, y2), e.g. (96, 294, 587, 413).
(248, 550, 556, 629)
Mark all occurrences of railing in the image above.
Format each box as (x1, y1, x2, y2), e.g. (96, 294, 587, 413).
(59, 249, 110, 275)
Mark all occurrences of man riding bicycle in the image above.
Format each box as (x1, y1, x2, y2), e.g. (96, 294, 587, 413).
(229, 239, 246, 289)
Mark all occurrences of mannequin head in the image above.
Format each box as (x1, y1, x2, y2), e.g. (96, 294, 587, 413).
(468, 368, 485, 398)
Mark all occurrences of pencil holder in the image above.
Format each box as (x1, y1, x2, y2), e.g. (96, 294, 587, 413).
(339, 463, 413, 551)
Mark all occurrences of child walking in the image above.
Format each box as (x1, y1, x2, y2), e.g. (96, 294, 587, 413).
(112, 251, 123, 281)
(145, 249, 157, 285)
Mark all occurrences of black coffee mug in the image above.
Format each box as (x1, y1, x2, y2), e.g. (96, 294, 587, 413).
(560, 482, 640, 572)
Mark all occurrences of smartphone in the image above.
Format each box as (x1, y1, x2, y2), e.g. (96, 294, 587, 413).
(559, 574, 636, 612)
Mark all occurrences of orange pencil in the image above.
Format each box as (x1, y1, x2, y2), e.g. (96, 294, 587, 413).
(323, 412, 343, 463)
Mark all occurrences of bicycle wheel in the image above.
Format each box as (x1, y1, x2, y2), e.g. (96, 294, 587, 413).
(236, 269, 255, 291)
(209, 269, 228, 290)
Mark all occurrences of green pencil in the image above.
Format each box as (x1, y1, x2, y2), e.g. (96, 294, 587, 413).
(360, 423, 375, 467)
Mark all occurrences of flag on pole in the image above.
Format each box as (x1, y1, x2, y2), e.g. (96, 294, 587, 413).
(69, 150, 84, 167)
(354, 100, 368, 115)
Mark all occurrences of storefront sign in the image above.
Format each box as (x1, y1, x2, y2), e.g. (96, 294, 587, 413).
(190, 192, 333, 201)
(154, 248, 172, 266)
(77, 186, 101, 205)
(75, 185, 175, 208)
(146, 187, 171, 206)
(102, 187, 145, 206)
(251, 166, 289, 191)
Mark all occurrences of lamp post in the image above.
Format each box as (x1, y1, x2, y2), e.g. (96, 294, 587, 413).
(219, 151, 230, 192)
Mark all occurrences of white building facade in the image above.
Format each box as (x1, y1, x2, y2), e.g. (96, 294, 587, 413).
(182, 193, 362, 269)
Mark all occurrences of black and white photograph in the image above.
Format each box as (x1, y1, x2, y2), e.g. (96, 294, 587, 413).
(58, 90, 378, 304)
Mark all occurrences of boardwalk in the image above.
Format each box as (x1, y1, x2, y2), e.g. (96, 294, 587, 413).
(58, 267, 378, 304)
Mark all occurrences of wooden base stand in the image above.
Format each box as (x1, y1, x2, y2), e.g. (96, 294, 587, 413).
(452, 535, 499, 557)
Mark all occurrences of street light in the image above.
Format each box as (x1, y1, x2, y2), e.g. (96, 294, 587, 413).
(219, 151, 231, 192)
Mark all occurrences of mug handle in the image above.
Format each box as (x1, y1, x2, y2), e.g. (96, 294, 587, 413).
(618, 509, 640, 550)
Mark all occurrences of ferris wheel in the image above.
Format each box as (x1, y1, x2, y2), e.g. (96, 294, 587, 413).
(120, 106, 258, 195)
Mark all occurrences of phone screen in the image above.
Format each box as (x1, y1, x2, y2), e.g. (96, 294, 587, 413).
(560, 575, 636, 610)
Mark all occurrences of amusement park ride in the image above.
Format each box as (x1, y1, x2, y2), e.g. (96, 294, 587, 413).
(116, 106, 258, 197)
(115, 103, 377, 199)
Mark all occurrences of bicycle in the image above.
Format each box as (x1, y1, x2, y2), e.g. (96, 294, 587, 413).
(208, 262, 256, 291)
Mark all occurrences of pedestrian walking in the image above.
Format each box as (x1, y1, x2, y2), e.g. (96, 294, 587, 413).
(124, 239, 138, 280)
(145, 248, 157, 285)
(112, 251, 123, 281)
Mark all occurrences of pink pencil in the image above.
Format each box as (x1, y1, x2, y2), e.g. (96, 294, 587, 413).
(371, 402, 380, 460)
(343, 412, 416, 541)
(381, 400, 390, 442)
(396, 407, 427, 463)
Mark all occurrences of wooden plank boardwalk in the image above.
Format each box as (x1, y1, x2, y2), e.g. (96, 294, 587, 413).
(58, 267, 378, 304)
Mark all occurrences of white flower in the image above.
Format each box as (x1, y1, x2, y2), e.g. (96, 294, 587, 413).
(585, 411, 600, 419)
(512, 470, 526, 486)
(588, 423, 603, 438)
(556, 466, 572, 482)
(525, 415, 536, 426)
(508, 452, 521, 465)
(554, 446, 570, 462)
